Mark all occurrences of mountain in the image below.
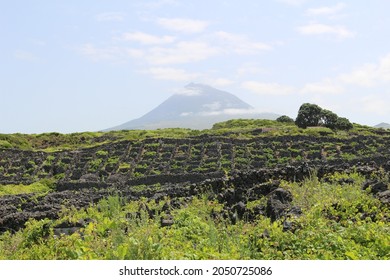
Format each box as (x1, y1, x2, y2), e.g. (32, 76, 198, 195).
(374, 122, 390, 129)
(105, 83, 280, 131)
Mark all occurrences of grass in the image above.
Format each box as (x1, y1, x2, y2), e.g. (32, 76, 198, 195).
(0, 179, 55, 196)
(0, 172, 388, 260)
(1, 119, 389, 152)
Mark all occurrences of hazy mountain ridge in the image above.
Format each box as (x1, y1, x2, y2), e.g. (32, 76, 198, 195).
(374, 122, 390, 129)
(105, 83, 280, 131)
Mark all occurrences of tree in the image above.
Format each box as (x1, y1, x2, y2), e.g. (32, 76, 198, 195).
(295, 103, 323, 128)
(276, 115, 294, 123)
(295, 103, 353, 131)
(335, 117, 353, 130)
(320, 109, 339, 129)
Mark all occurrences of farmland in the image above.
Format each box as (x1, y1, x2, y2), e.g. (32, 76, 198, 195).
(0, 120, 389, 259)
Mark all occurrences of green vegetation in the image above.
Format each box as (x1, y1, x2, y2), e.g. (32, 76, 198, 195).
(0, 115, 386, 153)
(0, 103, 389, 260)
(0, 172, 388, 260)
(276, 115, 294, 123)
(0, 179, 56, 196)
(95, 150, 108, 157)
(0, 129, 202, 152)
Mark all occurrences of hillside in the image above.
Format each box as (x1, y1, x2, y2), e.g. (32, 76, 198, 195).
(0, 120, 389, 260)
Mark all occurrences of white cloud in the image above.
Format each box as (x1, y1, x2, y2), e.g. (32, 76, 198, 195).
(157, 18, 209, 33)
(146, 67, 200, 81)
(174, 87, 202, 96)
(377, 54, 390, 82)
(297, 23, 355, 39)
(79, 44, 118, 61)
(142, 0, 179, 9)
(275, 0, 307, 6)
(359, 95, 390, 116)
(121, 32, 175, 45)
(180, 112, 193, 116)
(301, 79, 344, 94)
(95, 12, 125, 22)
(147, 41, 219, 64)
(209, 78, 235, 87)
(203, 102, 222, 111)
(126, 49, 145, 58)
(339, 64, 378, 87)
(338, 54, 390, 87)
(31, 39, 46, 46)
(306, 3, 346, 17)
(199, 108, 260, 116)
(215, 31, 272, 54)
(79, 44, 143, 62)
(14, 50, 39, 62)
(79, 39, 219, 66)
(237, 63, 267, 76)
(242, 81, 295, 96)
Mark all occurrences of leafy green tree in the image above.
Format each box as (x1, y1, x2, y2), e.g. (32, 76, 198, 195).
(335, 117, 353, 130)
(295, 103, 353, 131)
(295, 103, 323, 128)
(320, 109, 339, 129)
(276, 115, 294, 123)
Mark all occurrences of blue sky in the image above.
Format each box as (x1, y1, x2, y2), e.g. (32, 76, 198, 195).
(1, 0, 390, 133)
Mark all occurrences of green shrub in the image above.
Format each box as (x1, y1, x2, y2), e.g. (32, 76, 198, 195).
(0, 140, 12, 149)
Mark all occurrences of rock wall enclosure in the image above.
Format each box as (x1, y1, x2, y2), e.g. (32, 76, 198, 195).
(1, 134, 390, 233)
(1, 134, 390, 185)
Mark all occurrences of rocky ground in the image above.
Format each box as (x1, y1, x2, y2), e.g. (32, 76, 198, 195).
(1, 151, 389, 233)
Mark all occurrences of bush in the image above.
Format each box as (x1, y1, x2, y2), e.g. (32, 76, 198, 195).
(276, 115, 294, 123)
(0, 140, 12, 149)
(335, 117, 353, 131)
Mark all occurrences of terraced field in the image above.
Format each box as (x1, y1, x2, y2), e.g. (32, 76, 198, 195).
(0, 122, 389, 259)
(2, 133, 390, 185)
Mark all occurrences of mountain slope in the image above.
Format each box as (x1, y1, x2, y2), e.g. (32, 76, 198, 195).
(374, 122, 390, 129)
(106, 83, 279, 130)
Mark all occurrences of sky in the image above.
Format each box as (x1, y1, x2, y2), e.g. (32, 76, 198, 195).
(1, 0, 390, 133)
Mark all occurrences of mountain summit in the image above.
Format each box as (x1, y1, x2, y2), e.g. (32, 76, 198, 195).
(105, 83, 279, 130)
(374, 122, 390, 129)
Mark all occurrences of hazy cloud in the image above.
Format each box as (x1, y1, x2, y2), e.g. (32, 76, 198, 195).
(79, 44, 119, 61)
(275, 0, 307, 6)
(157, 18, 210, 33)
(305, 3, 346, 17)
(199, 108, 260, 116)
(121, 32, 175, 45)
(95, 12, 125, 22)
(242, 81, 295, 95)
(146, 67, 200, 81)
(359, 95, 390, 116)
(301, 79, 344, 95)
(209, 78, 235, 87)
(14, 50, 40, 62)
(180, 112, 194, 116)
(338, 54, 390, 87)
(203, 102, 222, 111)
(174, 87, 202, 96)
(142, 0, 179, 9)
(237, 63, 266, 76)
(215, 31, 272, 54)
(297, 23, 355, 38)
(79, 44, 144, 62)
(147, 41, 219, 64)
